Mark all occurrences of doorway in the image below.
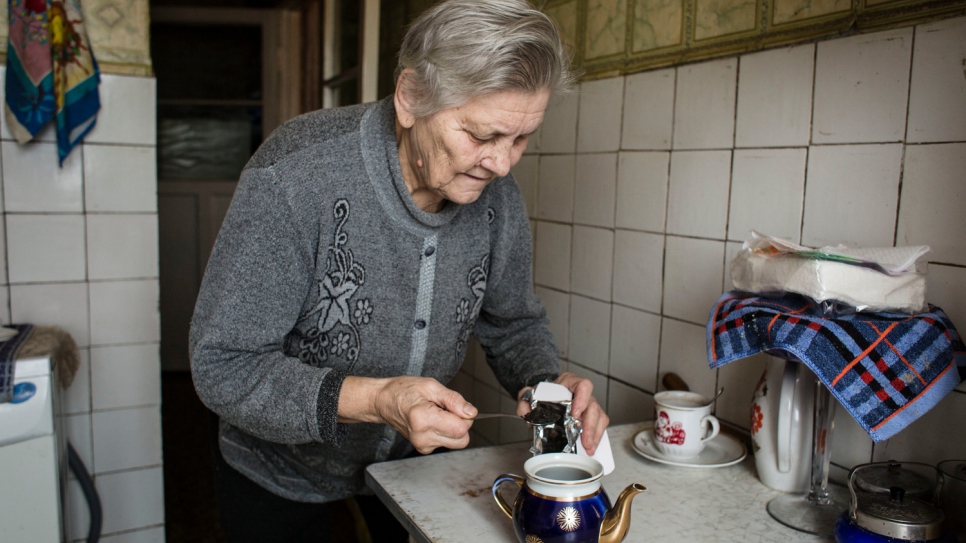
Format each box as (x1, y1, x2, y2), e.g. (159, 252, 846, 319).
(152, 1, 381, 540)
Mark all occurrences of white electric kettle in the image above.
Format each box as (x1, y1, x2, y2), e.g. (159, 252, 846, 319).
(750, 357, 815, 492)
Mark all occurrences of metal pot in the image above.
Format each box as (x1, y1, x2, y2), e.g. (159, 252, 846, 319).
(835, 462, 956, 543)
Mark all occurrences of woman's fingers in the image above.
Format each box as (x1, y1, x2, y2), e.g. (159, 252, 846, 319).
(374, 376, 475, 454)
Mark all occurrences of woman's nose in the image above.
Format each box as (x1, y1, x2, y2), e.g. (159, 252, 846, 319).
(483, 139, 516, 177)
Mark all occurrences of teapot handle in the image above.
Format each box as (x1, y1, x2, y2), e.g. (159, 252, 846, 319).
(492, 474, 524, 519)
(777, 360, 799, 473)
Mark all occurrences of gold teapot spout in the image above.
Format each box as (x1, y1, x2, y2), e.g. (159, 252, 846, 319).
(598, 483, 647, 543)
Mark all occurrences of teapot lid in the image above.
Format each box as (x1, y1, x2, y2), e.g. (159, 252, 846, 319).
(849, 462, 945, 541)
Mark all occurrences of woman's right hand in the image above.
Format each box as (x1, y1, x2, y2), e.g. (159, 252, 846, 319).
(339, 375, 477, 454)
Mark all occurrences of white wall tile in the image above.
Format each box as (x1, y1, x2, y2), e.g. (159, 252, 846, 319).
(539, 93, 579, 153)
(615, 151, 668, 232)
(715, 353, 766, 430)
(0, 220, 6, 284)
(63, 412, 93, 472)
(662, 236, 725, 324)
(659, 318, 717, 398)
(95, 467, 165, 534)
(535, 286, 570, 358)
(91, 344, 162, 411)
(92, 406, 162, 472)
(6, 214, 87, 283)
(1, 141, 83, 212)
(574, 153, 617, 227)
(567, 361, 609, 412)
(533, 221, 572, 291)
(735, 44, 814, 148)
(99, 527, 166, 543)
(812, 27, 912, 144)
(831, 403, 876, 468)
(61, 348, 91, 415)
(83, 145, 158, 213)
(802, 144, 902, 248)
(511, 155, 538, 217)
(622, 68, 675, 150)
(535, 154, 575, 222)
(571, 226, 614, 301)
(907, 17, 966, 143)
(926, 265, 966, 337)
(87, 214, 159, 280)
(89, 280, 161, 345)
(728, 148, 806, 242)
(567, 294, 611, 373)
(0, 286, 10, 324)
(84, 75, 157, 146)
(871, 390, 966, 467)
(610, 304, 660, 392)
(607, 378, 652, 425)
(612, 230, 664, 313)
(66, 478, 93, 540)
(897, 143, 966, 266)
(673, 58, 737, 150)
(577, 77, 625, 153)
(10, 282, 90, 346)
(666, 150, 732, 238)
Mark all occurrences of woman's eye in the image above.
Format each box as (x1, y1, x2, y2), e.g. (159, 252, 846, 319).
(470, 134, 491, 143)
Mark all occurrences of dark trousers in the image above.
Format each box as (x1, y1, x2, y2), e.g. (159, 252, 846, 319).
(210, 415, 409, 542)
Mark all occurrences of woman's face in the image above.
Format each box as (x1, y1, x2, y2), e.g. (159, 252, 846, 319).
(395, 88, 551, 212)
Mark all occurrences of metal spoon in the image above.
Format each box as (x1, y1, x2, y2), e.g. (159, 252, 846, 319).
(474, 412, 526, 421)
(707, 387, 724, 404)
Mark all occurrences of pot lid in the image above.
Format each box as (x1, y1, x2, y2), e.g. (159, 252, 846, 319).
(849, 463, 945, 541)
(855, 462, 933, 498)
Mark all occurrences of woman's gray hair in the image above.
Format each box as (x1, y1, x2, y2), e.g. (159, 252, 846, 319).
(396, 0, 578, 118)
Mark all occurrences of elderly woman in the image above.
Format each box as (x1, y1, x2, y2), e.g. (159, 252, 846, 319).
(189, 0, 610, 540)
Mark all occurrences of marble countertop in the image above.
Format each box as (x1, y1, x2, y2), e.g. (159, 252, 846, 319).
(365, 423, 834, 543)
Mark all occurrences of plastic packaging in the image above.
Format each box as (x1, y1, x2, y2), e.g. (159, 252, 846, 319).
(731, 232, 930, 314)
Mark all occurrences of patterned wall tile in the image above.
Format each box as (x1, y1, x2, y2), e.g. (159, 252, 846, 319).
(772, 0, 851, 26)
(632, 0, 684, 52)
(84, 0, 151, 72)
(546, 1, 580, 57)
(585, 0, 628, 59)
(694, 0, 758, 41)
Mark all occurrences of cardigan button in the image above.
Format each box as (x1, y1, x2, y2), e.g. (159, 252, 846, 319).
(424, 246, 436, 257)
(415, 319, 427, 330)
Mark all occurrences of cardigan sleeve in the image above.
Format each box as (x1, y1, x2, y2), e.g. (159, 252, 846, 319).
(189, 164, 344, 445)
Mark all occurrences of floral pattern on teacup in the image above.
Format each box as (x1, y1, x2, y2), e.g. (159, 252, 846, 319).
(654, 411, 686, 445)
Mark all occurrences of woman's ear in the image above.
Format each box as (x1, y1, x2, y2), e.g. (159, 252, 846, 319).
(394, 69, 418, 129)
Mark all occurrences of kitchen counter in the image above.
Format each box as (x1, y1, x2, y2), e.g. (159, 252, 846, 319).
(365, 422, 834, 542)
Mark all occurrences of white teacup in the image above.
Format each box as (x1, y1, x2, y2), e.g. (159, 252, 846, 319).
(652, 391, 720, 459)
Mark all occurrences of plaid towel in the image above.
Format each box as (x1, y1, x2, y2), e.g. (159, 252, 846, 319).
(707, 292, 965, 442)
(5, 0, 100, 165)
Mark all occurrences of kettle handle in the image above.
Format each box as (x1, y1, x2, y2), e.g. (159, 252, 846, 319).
(492, 474, 525, 519)
(777, 360, 799, 473)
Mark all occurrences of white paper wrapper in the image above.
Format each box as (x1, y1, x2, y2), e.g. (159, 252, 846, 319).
(730, 232, 930, 314)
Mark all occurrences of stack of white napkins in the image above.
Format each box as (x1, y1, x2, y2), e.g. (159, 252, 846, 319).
(731, 231, 930, 314)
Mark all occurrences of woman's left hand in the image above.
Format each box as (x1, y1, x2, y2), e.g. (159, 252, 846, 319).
(516, 372, 610, 456)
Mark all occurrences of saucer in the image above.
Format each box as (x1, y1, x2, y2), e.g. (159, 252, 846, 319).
(631, 421, 747, 469)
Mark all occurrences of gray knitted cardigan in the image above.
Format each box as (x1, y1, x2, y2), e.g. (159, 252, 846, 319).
(189, 97, 559, 503)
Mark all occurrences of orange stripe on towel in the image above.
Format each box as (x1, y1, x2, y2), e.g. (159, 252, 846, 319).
(872, 361, 954, 432)
(869, 322, 927, 386)
(831, 321, 900, 387)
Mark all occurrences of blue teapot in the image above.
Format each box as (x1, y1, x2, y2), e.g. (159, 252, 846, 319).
(492, 453, 646, 543)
